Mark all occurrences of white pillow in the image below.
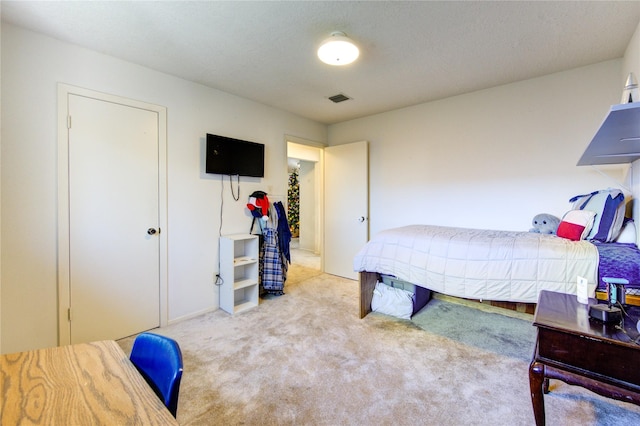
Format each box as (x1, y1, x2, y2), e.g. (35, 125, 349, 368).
(371, 281, 413, 320)
(614, 219, 637, 244)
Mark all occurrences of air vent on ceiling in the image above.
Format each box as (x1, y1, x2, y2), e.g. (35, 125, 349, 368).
(328, 93, 351, 103)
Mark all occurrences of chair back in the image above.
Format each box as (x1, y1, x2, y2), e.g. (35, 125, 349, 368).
(130, 332, 183, 417)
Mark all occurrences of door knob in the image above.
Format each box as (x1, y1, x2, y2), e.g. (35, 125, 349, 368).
(147, 228, 157, 235)
(358, 216, 366, 223)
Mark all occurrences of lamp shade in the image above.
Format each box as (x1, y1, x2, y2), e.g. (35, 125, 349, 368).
(317, 31, 359, 66)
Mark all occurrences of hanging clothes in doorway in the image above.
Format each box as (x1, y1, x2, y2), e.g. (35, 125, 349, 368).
(261, 227, 285, 295)
(248, 193, 291, 296)
(274, 201, 291, 263)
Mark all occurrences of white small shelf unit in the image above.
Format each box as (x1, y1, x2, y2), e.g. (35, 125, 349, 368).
(219, 234, 259, 314)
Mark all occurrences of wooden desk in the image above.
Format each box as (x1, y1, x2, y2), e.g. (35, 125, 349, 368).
(1, 340, 178, 425)
(529, 290, 640, 426)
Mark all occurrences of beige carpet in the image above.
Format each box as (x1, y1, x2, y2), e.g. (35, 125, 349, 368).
(119, 261, 640, 425)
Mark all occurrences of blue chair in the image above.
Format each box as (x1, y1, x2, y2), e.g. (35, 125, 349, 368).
(130, 332, 184, 418)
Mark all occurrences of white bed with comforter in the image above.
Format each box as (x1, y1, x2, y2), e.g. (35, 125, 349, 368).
(353, 224, 600, 317)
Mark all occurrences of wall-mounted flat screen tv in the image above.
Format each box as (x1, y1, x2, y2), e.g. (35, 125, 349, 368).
(206, 133, 265, 177)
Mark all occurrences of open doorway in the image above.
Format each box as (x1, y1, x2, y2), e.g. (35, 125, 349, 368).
(287, 138, 323, 271)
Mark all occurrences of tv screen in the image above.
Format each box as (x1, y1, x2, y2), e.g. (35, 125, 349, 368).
(206, 134, 265, 177)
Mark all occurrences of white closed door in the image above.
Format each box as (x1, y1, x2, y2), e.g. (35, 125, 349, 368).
(324, 141, 369, 279)
(68, 94, 160, 344)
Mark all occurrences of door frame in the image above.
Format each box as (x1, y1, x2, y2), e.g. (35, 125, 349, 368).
(57, 84, 168, 345)
(286, 135, 325, 270)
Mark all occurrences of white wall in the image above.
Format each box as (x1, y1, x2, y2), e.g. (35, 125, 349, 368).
(298, 161, 317, 252)
(623, 21, 640, 83)
(328, 60, 628, 236)
(624, 21, 640, 231)
(0, 24, 326, 353)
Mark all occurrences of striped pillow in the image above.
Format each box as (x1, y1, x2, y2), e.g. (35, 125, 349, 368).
(569, 189, 626, 242)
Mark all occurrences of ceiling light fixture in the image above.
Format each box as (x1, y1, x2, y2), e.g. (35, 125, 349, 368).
(317, 31, 359, 66)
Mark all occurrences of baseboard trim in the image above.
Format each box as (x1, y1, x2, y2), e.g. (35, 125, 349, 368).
(168, 306, 218, 325)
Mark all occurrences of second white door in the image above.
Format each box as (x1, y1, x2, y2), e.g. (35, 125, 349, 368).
(324, 141, 369, 280)
(68, 94, 161, 344)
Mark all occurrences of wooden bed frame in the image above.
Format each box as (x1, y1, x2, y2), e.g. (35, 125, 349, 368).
(359, 271, 640, 319)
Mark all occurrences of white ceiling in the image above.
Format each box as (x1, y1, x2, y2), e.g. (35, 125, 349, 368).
(3, 1, 640, 124)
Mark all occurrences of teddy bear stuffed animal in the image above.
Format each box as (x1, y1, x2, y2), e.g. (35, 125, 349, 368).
(529, 213, 561, 235)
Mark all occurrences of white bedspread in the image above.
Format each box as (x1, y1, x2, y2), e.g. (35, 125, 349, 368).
(353, 225, 598, 303)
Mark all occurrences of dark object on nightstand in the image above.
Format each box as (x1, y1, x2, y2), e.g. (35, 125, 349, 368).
(589, 277, 627, 323)
(589, 303, 623, 323)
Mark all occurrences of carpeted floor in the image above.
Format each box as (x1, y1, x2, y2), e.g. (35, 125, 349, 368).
(411, 295, 537, 361)
(118, 260, 640, 425)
